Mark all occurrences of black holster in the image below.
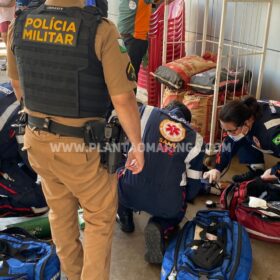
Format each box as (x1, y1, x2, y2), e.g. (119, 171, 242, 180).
(84, 118, 126, 174)
(84, 120, 106, 146)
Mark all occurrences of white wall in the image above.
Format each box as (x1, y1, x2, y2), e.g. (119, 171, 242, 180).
(184, 0, 279, 100)
(107, 0, 119, 24)
(261, 0, 280, 100)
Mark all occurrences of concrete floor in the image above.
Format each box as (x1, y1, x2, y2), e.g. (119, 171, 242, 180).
(110, 156, 280, 280)
(1, 52, 279, 279)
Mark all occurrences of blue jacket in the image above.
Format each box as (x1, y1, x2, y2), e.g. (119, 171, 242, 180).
(0, 83, 20, 162)
(216, 101, 280, 178)
(118, 105, 205, 218)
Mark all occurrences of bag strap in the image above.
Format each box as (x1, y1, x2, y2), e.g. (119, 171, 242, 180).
(0, 259, 27, 279)
(0, 239, 30, 261)
(167, 221, 189, 276)
(188, 238, 225, 249)
(225, 183, 238, 209)
(1, 227, 38, 240)
(0, 227, 40, 262)
(0, 259, 9, 275)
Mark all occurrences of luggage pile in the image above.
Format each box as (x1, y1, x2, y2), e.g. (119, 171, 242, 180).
(0, 82, 48, 218)
(0, 82, 61, 279)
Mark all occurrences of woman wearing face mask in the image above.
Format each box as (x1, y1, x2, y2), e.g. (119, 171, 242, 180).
(203, 96, 280, 183)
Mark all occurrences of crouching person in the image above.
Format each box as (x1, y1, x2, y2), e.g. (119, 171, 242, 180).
(117, 101, 205, 264)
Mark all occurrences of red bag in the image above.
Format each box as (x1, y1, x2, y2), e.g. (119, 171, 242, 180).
(220, 178, 280, 243)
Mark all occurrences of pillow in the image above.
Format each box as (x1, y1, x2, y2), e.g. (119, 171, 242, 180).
(151, 55, 216, 90)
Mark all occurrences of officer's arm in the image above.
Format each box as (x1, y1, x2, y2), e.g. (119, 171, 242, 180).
(185, 133, 205, 201)
(111, 92, 144, 174)
(96, 21, 144, 172)
(111, 92, 141, 148)
(0, 0, 15, 7)
(7, 21, 21, 100)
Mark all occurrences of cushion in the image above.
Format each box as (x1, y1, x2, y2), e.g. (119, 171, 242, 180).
(152, 55, 216, 90)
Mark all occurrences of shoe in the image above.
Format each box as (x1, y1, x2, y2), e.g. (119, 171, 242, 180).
(144, 220, 164, 264)
(116, 205, 135, 233)
(232, 167, 264, 183)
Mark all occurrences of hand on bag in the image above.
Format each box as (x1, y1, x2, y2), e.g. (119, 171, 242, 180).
(261, 168, 277, 181)
(203, 169, 221, 184)
(125, 146, 144, 175)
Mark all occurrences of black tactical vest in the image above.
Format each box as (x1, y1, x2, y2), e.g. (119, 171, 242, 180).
(12, 5, 110, 118)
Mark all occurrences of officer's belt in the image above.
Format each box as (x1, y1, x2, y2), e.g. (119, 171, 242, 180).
(28, 115, 84, 138)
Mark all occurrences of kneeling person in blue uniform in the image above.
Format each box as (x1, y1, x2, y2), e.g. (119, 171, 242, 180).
(117, 101, 205, 264)
(204, 97, 280, 184)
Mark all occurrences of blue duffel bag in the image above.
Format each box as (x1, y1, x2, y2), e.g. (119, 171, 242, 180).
(0, 228, 60, 280)
(161, 210, 252, 280)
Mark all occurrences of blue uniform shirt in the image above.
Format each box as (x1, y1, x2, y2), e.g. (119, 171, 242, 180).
(216, 101, 280, 178)
(118, 105, 205, 218)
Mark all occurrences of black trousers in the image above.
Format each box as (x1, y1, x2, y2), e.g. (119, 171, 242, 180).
(123, 37, 148, 82)
(118, 187, 187, 234)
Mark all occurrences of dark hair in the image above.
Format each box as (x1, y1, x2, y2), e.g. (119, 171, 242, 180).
(243, 96, 262, 119)
(219, 96, 262, 126)
(164, 100, 192, 122)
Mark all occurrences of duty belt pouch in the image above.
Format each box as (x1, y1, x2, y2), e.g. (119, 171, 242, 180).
(103, 121, 124, 173)
(84, 120, 106, 146)
(84, 118, 125, 174)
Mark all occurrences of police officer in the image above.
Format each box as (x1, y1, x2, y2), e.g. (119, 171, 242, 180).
(117, 101, 205, 264)
(7, 1, 144, 279)
(204, 97, 280, 183)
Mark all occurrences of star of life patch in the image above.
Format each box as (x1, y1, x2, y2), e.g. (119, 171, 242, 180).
(159, 119, 186, 142)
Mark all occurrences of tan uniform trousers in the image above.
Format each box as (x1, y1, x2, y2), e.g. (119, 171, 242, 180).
(24, 126, 117, 280)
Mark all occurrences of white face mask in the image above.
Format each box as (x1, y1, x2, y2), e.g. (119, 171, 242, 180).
(228, 133, 245, 142)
